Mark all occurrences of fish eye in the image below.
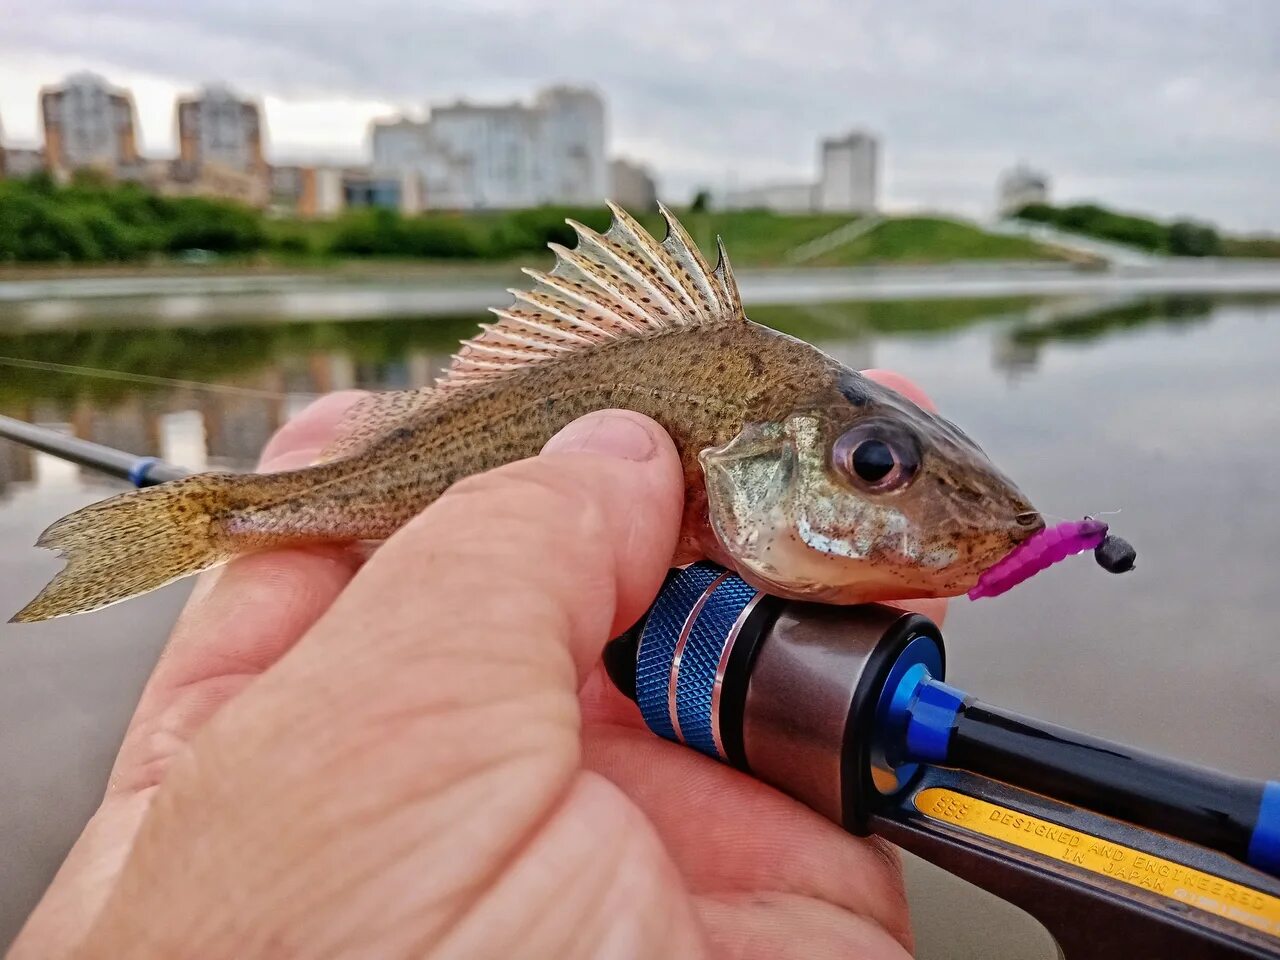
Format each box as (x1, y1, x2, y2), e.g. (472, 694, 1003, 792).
(833, 423, 921, 493)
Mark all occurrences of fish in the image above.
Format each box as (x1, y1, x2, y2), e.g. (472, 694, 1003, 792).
(11, 203, 1044, 623)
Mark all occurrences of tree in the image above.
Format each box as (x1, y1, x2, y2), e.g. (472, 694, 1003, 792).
(1167, 219, 1222, 257)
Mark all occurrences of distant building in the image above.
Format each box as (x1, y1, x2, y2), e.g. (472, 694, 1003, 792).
(269, 164, 344, 218)
(535, 86, 608, 205)
(161, 86, 270, 206)
(719, 128, 879, 215)
(342, 169, 423, 214)
(817, 131, 878, 214)
(609, 158, 658, 211)
(40, 72, 143, 179)
(719, 182, 815, 213)
(371, 85, 607, 210)
(157, 160, 269, 207)
(1, 147, 47, 179)
(269, 163, 421, 218)
(176, 86, 267, 177)
(997, 164, 1050, 217)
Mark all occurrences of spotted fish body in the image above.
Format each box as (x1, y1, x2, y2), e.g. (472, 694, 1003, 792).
(13, 204, 1043, 623)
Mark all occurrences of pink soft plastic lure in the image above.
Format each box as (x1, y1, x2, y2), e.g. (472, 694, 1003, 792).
(968, 518, 1110, 600)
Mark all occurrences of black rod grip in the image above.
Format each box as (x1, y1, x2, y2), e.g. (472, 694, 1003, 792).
(949, 701, 1265, 863)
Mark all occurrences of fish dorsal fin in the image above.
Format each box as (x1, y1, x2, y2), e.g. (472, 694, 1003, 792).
(436, 202, 744, 393)
(317, 203, 743, 462)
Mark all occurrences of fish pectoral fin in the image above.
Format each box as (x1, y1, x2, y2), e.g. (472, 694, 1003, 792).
(699, 422, 792, 558)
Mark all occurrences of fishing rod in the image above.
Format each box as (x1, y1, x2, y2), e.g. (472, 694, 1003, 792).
(0, 413, 188, 486)
(606, 566, 1280, 959)
(3, 417, 1279, 958)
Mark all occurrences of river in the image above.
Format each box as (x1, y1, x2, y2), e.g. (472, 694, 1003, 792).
(1, 283, 1277, 956)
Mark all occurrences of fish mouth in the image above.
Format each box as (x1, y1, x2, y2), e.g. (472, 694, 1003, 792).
(968, 517, 1108, 600)
(956, 510, 1044, 591)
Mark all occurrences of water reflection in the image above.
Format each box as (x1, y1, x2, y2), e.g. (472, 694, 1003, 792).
(0, 293, 1255, 499)
(995, 295, 1217, 376)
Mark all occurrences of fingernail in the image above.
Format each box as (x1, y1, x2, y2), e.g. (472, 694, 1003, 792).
(542, 412, 657, 461)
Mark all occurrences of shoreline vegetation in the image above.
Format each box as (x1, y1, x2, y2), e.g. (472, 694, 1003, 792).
(0, 173, 1048, 273)
(2, 174, 1275, 277)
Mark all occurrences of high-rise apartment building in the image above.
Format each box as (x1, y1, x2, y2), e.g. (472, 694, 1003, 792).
(816, 131, 878, 214)
(40, 72, 142, 178)
(176, 85, 267, 177)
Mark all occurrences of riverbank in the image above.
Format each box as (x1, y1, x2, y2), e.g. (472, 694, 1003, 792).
(3, 259, 1279, 316)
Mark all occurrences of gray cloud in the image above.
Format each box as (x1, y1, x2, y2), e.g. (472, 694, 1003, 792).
(3, 0, 1277, 228)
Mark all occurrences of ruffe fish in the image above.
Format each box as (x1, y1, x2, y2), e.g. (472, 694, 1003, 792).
(12, 204, 1044, 622)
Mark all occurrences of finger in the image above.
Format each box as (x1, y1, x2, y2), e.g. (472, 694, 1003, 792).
(107, 391, 369, 796)
(257, 390, 369, 470)
(14, 392, 373, 958)
(861, 369, 948, 624)
(582, 725, 913, 952)
(862, 368, 937, 412)
(697, 893, 910, 960)
(293, 408, 685, 692)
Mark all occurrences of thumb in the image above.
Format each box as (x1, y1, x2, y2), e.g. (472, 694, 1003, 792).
(85, 410, 688, 956)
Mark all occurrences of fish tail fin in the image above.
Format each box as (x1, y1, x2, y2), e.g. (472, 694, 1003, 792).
(12, 473, 270, 623)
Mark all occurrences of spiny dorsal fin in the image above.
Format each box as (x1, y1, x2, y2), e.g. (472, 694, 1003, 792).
(318, 204, 743, 462)
(437, 202, 744, 392)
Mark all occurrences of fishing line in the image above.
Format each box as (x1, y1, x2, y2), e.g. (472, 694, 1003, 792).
(0, 355, 292, 401)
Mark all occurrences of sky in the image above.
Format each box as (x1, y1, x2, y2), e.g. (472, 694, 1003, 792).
(1, 0, 1277, 231)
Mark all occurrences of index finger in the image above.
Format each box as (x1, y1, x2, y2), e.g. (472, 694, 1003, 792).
(862, 369, 948, 625)
(107, 391, 369, 796)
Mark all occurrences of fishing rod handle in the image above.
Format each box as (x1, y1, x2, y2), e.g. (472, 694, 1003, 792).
(603, 562, 1280, 879)
(604, 562, 945, 833)
(897, 674, 1280, 877)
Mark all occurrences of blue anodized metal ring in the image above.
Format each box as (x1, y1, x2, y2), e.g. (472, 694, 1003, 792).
(635, 562, 764, 761)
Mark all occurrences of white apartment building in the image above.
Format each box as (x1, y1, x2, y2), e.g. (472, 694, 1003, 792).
(817, 131, 878, 214)
(371, 85, 607, 210)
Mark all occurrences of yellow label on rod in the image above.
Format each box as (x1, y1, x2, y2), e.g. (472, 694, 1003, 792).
(914, 787, 1280, 938)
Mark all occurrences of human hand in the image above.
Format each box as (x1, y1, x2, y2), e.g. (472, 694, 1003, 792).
(12, 372, 943, 960)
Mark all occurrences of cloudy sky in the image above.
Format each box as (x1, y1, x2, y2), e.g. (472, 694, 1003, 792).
(2, 0, 1277, 230)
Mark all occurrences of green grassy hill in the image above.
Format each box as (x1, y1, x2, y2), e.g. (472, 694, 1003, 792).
(808, 217, 1063, 266)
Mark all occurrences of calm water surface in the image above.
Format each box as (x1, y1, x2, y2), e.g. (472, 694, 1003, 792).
(1, 290, 1277, 951)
